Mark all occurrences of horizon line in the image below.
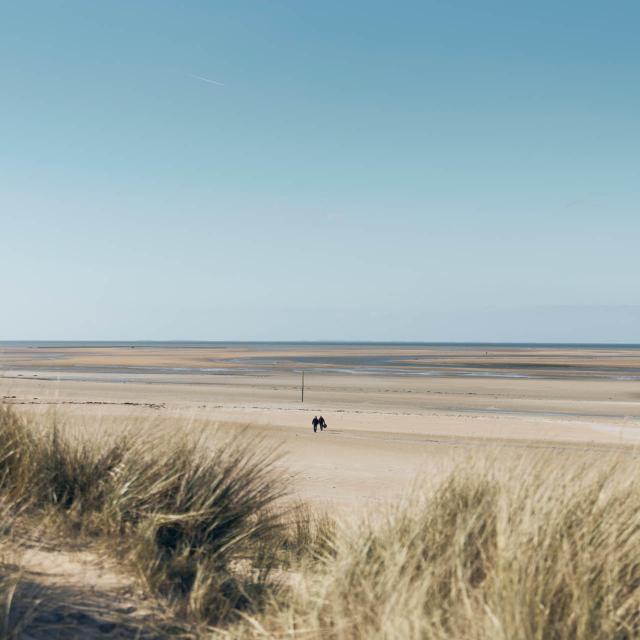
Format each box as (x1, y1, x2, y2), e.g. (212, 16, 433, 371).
(1, 339, 640, 347)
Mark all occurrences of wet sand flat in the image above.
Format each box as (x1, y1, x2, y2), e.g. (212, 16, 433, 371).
(3, 343, 640, 378)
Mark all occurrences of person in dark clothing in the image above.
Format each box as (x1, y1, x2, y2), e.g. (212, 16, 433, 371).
(319, 416, 327, 431)
(312, 416, 319, 433)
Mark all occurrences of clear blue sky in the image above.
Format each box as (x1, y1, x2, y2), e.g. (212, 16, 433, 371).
(1, 1, 638, 341)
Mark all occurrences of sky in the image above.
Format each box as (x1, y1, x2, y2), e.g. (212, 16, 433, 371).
(0, 1, 638, 342)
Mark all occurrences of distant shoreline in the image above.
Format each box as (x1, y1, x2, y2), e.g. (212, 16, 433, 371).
(2, 341, 640, 349)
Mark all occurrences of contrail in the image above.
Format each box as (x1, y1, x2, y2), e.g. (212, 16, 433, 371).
(189, 73, 225, 86)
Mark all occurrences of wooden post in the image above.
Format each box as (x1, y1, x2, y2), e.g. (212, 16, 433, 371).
(301, 370, 305, 403)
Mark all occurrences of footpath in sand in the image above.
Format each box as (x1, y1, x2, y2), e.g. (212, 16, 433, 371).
(7, 538, 165, 639)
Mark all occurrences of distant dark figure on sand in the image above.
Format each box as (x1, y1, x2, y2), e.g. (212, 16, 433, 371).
(319, 416, 327, 431)
(312, 416, 319, 433)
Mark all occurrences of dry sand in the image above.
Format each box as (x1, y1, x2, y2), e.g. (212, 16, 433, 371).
(2, 344, 640, 512)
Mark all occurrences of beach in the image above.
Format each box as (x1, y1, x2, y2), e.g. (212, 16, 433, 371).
(2, 342, 640, 510)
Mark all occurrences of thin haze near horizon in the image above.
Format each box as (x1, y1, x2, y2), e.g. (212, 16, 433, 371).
(1, 2, 638, 342)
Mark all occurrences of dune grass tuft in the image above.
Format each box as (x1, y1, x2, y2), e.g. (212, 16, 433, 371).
(0, 404, 289, 625)
(239, 453, 640, 640)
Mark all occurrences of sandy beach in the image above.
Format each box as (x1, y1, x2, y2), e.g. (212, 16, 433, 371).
(2, 343, 640, 511)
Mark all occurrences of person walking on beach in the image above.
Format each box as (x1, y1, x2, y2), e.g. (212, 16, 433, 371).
(319, 416, 327, 431)
(312, 416, 319, 433)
